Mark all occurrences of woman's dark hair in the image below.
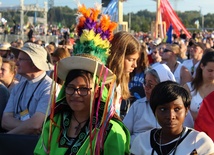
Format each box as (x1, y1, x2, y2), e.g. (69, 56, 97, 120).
(191, 51, 214, 91)
(150, 81, 190, 114)
(64, 69, 93, 87)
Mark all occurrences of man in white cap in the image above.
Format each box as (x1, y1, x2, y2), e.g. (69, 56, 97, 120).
(2, 42, 59, 135)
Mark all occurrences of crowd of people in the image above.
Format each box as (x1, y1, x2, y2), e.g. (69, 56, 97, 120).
(0, 3, 214, 155)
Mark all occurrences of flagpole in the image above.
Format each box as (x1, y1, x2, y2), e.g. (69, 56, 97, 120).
(155, 0, 164, 39)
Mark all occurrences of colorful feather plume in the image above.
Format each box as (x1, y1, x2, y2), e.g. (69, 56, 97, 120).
(73, 3, 117, 65)
(42, 2, 118, 155)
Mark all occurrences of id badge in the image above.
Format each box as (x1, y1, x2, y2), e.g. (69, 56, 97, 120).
(20, 109, 30, 121)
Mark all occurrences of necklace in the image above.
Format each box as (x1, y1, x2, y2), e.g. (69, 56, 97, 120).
(159, 127, 184, 155)
(72, 114, 88, 135)
(172, 62, 177, 74)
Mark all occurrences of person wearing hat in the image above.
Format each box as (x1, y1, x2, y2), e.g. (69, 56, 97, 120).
(34, 3, 130, 155)
(1, 42, 60, 135)
(0, 42, 14, 60)
(182, 41, 206, 77)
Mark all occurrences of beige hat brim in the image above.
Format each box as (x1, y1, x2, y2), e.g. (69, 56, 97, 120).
(12, 45, 50, 71)
(0, 48, 10, 51)
(57, 56, 115, 84)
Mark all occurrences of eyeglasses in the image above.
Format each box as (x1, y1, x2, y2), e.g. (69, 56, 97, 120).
(65, 86, 92, 96)
(143, 81, 156, 89)
(163, 49, 172, 53)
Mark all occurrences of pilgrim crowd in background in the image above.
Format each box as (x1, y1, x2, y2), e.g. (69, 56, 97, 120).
(0, 5, 214, 154)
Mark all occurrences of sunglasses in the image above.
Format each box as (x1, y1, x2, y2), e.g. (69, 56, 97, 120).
(163, 49, 172, 53)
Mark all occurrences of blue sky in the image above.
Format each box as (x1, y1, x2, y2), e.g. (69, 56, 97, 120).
(0, 0, 213, 15)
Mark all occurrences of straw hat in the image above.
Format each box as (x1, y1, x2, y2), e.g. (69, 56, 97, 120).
(0, 42, 11, 51)
(58, 55, 114, 84)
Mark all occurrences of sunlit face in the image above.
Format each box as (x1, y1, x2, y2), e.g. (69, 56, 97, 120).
(159, 44, 166, 57)
(144, 72, 158, 101)
(65, 76, 92, 114)
(201, 62, 214, 82)
(162, 49, 173, 61)
(16, 52, 33, 75)
(192, 45, 203, 59)
(124, 52, 139, 73)
(151, 49, 160, 60)
(155, 97, 187, 135)
(0, 62, 15, 83)
(188, 46, 194, 58)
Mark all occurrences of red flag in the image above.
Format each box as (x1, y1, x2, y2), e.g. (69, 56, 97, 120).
(160, 0, 191, 38)
(194, 91, 214, 141)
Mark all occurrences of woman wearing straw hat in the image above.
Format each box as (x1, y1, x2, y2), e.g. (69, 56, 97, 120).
(0, 42, 14, 60)
(34, 3, 130, 155)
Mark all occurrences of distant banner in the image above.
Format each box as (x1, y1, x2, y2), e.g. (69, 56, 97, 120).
(103, 0, 118, 22)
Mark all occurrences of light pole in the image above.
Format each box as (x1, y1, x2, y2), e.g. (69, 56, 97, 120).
(20, 0, 24, 36)
(128, 12, 131, 32)
(198, 6, 204, 30)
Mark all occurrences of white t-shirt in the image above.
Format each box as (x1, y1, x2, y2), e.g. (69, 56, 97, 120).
(182, 59, 200, 77)
(131, 127, 214, 155)
(173, 62, 183, 84)
(186, 82, 203, 113)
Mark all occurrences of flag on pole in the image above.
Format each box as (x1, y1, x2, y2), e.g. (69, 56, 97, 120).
(166, 24, 173, 44)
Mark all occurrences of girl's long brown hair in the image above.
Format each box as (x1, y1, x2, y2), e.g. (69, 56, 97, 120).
(107, 31, 141, 100)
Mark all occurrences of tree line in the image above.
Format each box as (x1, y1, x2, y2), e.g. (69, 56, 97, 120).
(1, 6, 214, 32)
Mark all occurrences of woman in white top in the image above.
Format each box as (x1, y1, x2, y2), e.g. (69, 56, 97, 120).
(131, 81, 214, 155)
(162, 44, 192, 85)
(183, 51, 214, 121)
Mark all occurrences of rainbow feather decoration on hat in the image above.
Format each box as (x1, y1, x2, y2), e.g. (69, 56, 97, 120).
(73, 2, 117, 64)
(73, 2, 118, 154)
(40, 2, 118, 155)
